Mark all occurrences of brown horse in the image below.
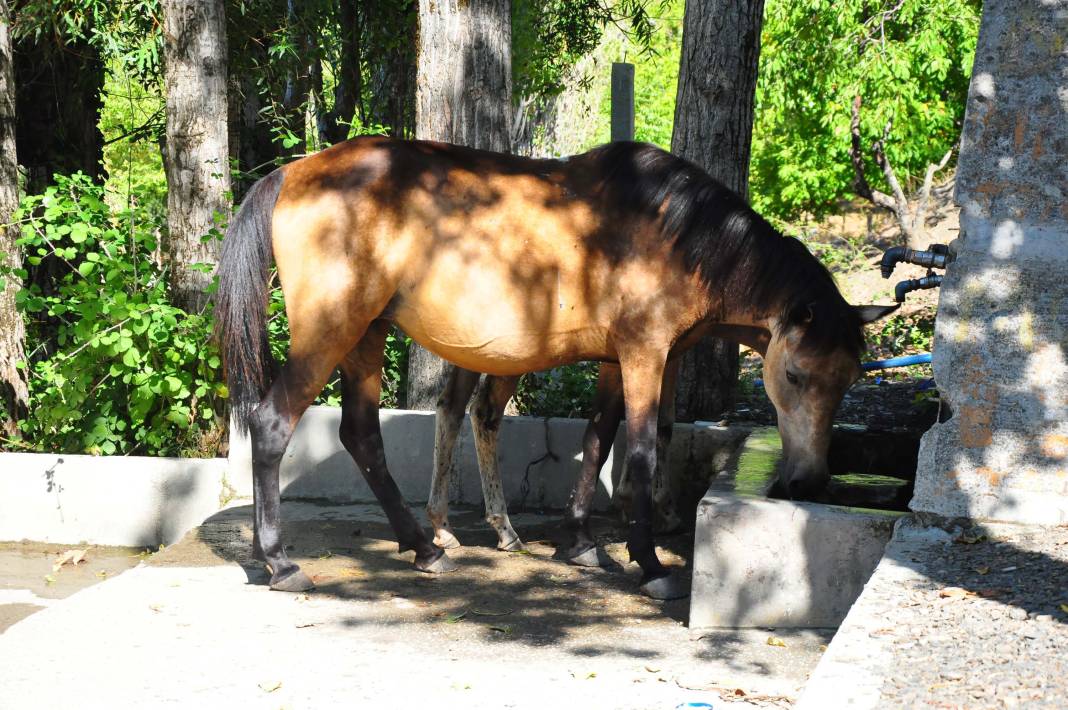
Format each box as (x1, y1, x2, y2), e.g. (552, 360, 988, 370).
(214, 137, 895, 599)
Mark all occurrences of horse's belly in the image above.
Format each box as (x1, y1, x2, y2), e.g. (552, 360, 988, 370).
(390, 281, 608, 375)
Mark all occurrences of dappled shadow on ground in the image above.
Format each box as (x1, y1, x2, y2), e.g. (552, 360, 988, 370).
(161, 504, 696, 647)
(155, 503, 829, 686)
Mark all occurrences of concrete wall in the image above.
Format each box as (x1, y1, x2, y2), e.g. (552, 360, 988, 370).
(2, 409, 749, 547)
(0, 453, 231, 547)
(229, 407, 748, 514)
(913, 0, 1068, 524)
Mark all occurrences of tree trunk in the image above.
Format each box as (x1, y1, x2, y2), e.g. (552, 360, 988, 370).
(671, 0, 765, 422)
(0, 0, 27, 439)
(406, 0, 512, 410)
(162, 0, 232, 312)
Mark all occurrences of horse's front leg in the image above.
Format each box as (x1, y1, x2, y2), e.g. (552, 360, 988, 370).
(615, 360, 683, 534)
(619, 349, 689, 600)
(564, 363, 623, 567)
(427, 366, 480, 549)
(470, 374, 522, 550)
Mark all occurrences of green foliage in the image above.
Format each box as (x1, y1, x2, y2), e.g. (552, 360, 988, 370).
(6, 174, 225, 456)
(608, 0, 683, 148)
(513, 0, 656, 102)
(99, 60, 168, 220)
(870, 312, 934, 355)
(13, 0, 163, 78)
(750, 0, 980, 220)
(512, 363, 599, 419)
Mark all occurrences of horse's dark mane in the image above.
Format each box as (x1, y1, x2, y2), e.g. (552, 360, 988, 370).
(585, 141, 865, 356)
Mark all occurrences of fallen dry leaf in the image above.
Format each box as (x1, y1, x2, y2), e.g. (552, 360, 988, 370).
(766, 636, 787, 647)
(974, 566, 990, 575)
(148, 604, 164, 613)
(938, 587, 973, 600)
(295, 622, 317, 629)
(52, 549, 88, 573)
(953, 532, 987, 545)
(644, 665, 661, 673)
(1059, 604, 1068, 614)
(258, 681, 282, 693)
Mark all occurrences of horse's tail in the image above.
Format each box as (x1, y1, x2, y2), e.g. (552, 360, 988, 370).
(213, 169, 286, 433)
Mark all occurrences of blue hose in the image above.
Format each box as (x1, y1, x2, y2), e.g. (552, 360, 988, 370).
(861, 353, 932, 371)
(752, 352, 932, 388)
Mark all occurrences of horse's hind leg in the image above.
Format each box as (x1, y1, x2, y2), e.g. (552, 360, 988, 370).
(564, 363, 624, 567)
(471, 374, 522, 551)
(251, 351, 352, 592)
(427, 367, 480, 549)
(340, 321, 456, 574)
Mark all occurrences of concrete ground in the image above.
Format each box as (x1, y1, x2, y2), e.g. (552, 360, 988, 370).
(0, 541, 143, 632)
(0, 502, 830, 709)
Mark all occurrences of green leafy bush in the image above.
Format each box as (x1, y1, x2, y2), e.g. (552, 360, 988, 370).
(512, 363, 600, 419)
(751, 0, 980, 220)
(7, 173, 225, 456)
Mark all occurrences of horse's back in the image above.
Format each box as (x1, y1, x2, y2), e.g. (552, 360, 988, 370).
(269, 137, 706, 372)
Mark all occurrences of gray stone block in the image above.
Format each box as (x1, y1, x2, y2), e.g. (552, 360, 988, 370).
(690, 493, 900, 629)
(912, 0, 1068, 524)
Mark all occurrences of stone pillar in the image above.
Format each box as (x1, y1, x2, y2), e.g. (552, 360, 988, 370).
(912, 0, 1068, 525)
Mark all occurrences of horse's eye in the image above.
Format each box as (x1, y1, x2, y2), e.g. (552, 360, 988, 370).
(785, 370, 799, 385)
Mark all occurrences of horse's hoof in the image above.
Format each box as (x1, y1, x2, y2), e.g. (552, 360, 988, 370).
(497, 535, 525, 552)
(567, 546, 610, 568)
(433, 529, 462, 549)
(639, 572, 689, 600)
(269, 568, 315, 593)
(416, 551, 458, 574)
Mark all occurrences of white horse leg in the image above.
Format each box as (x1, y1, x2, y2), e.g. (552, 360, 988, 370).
(471, 374, 523, 551)
(426, 367, 480, 549)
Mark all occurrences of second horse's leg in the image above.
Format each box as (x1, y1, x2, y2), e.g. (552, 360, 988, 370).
(564, 363, 623, 567)
(652, 360, 682, 534)
(427, 367, 481, 548)
(470, 375, 522, 551)
(339, 322, 456, 574)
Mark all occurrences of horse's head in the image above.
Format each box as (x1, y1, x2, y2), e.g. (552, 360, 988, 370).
(758, 301, 898, 499)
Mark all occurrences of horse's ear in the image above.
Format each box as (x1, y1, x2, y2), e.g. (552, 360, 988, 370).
(853, 304, 900, 323)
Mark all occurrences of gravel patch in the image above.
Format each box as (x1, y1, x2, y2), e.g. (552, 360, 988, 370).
(798, 517, 1068, 709)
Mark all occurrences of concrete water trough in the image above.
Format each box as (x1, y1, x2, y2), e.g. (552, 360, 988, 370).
(689, 427, 911, 630)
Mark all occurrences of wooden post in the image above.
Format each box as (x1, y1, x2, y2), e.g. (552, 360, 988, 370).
(611, 62, 634, 142)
